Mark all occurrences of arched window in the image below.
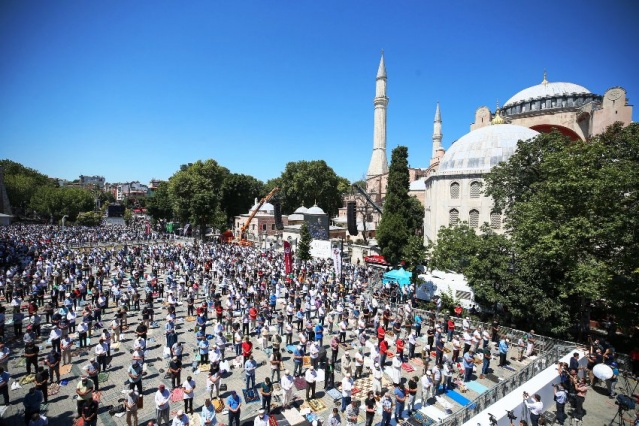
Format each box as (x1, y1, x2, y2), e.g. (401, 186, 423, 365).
(449, 209, 459, 225)
(469, 209, 479, 228)
(490, 212, 502, 229)
(450, 182, 460, 199)
(470, 181, 482, 198)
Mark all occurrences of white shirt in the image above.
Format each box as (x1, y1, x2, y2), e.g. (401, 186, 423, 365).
(155, 389, 171, 410)
(305, 369, 317, 383)
(281, 374, 294, 391)
(253, 415, 269, 426)
(525, 399, 543, 415)
(182, 379, 196, 399)
(341, 377, 353, 397)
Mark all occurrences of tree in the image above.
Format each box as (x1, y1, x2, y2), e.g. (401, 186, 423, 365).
(221, 173, 265, 226)
(30, 186, 94, 222)
(377, 146, 423, 265)
(275, 160, 345, 217)
(146, 181, 174, 222)
(427, 223, 481, 274)
(403, 235, 426, 278)
(483, 123, 639, 335)
(168, 159, 229, 239)
(297, 222, 312, 262)
(76, 211, 102, 226)
(1, 159, 56, 216)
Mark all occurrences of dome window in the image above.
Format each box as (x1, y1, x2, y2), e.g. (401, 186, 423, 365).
(450, 182, 460, 199)
(469, 210, 479, 228)
(470, 181, 482, 198)
(449, 209, 459, 225)
(490, 212, 502, 229)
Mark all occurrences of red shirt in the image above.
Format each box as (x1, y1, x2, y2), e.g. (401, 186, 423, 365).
(454, 306, 463, 317)
(380, 340, 389, 355)
(448, 320, 455, 331)
(377, 326, 385, 340)
(396, 339, 405, 352)
(242, 341, 253, 357)
(249, 308, 258, 320)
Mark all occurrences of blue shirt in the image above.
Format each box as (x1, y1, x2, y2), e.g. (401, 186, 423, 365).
(294, 349, 303, 363)
(227, 394, 241, 411)
(201, 403, 217, 424)
(199, 340, 210, 354)
(499, 340, 509, 354)
(463, 353, 474, 369)
(394, 387, 406, 402)
(314, 325, 324, 338)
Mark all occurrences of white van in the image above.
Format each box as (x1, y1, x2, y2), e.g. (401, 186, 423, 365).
(416, 270, 477, 309)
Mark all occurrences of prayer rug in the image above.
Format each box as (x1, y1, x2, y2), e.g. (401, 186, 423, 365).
(351, 387, 362, 396)
(47, 383, 61, 396)
(410, 358, 424, 366)
(242, 388, 261, 403)
(14, 357, 27, 368)
(98, 372, 109, 383)
(213, 397, 225, 413)
(171, 387, 184, 402)
(413, 410, 435, 426)
(441, 389, 473, 407)
(19, 374, 36, 385)
(326, 388, 341, 400)
(111, 342, 120, 350)
(286, 345, 297, 353)
(269, 414, 279, 426)
(199, 363, 211, 372)
(402, 363, 415, 373)
(188, 413, 202, 426)
(93, 391, 103, 402)
(281, 408, 306, 426)
(293, 377, 307, 390)
(306, 398, 327, 413)
(60, 364, 72, 376)
(303, 356, 311, 368)
(465, 381, 489, 394)
(484, 374, 501, 383)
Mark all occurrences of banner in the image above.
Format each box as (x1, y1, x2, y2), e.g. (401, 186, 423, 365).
(332, 247, 341, 278)
(283, 240, 293, 275)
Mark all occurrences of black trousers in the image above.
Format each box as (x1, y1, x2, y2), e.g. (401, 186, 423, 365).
(184, 398, 193, 414)
(228, 410, 240, 426)
(172, 372, 181, 389)
(306, 381, 316, 399)
(26, 358, 37, 375)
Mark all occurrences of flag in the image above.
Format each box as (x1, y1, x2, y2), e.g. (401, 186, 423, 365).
(332, 247, 341, 278)
(284, 241, 293, 275)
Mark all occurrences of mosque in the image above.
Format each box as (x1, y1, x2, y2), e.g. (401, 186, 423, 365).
(352, 54, 633, 244)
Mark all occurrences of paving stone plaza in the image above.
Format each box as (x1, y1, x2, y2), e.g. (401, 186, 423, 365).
(0, 235, 637, 426)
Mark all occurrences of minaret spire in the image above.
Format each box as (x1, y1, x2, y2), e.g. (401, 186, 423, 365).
(432, 102, 443, 162)
(367, 52, 389, 183)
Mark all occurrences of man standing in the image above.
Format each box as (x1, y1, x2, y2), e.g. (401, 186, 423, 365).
(35, 366, 49, 403)
(344, 399, 359, 426)
(24, 342, 39, 375)
(75, 376, 94, 417)
(380, 392, 393, 426)
(125, 389, 139, 426)
(498, 338, 509, 367)
(281, 370, 294, 408)
(128, 362, 143, 394)
(245, 355, 257, 390)
(341, 373, 353, 412)
(364, 391, 377, 426)
(523, 393, 543, 426)
(155, 384, 171, 426)
(481, 345, 492, 377)
(393, 383, 406, 422)
(45, 350, 61, 384)
(553, 384, 567, 425)
(463, 350, 475, 382)
(61, 335, 73, 366)
(254, 409, 269, 426)
(170, 356, 182, 389)
(23, 387, 44, 423)
(227, 390, 242, 426)
(305, 366, 317, 400)
(171, 409, 189, 426)
(260, 377, 273, 413)
(81, 398, 99, 426)
(94, 338, 108, 372)
(201, 398, 217, 426)
(182, 375, 196, 415)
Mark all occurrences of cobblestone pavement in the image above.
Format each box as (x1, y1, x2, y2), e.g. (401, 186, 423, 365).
(1, 243, 637, 426)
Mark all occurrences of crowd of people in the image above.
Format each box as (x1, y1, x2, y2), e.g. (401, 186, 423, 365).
(0, 223, 628, 426)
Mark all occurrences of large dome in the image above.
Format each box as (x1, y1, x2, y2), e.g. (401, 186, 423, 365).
(504, 81, 591, 107)
(438, 124, 539, 174)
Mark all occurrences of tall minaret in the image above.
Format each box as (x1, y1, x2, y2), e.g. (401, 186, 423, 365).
(431, 102, 443, 164)
(366, 52, 389, 180)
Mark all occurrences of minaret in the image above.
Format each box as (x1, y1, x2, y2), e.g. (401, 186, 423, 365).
(366, 52, 389, 180)
(432, 102, 443, 160)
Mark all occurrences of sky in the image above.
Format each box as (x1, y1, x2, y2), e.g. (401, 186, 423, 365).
(1, 1, 638, 185)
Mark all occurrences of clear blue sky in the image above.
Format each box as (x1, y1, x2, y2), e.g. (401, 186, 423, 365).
(1, 1, 638, 185)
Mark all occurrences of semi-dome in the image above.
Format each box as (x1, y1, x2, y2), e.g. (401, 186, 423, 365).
(504, 81, 591, 107)
(306, 205, 325, 215)
(438, 124, 539, 174)
(294, 206, 308, 214)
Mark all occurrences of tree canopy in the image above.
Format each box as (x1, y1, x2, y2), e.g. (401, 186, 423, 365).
(429, 123, 639, 337)
(269, 160, 347, 217)
(376, 146, 424, 265)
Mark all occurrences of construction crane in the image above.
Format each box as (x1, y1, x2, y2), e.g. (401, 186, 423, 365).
(352, 184, 383, 214)
(236, 187, 280, 246)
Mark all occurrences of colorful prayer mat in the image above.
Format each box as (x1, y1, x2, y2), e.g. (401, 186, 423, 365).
(47, 383, 61, 396)
(293, 377, 307, 390)
(401, 363, 415, 372)
(98, 372, 109, 383)
(242, 388, 261, 403)
(171, 388, 184, 402)
(60, 364, 72, 376)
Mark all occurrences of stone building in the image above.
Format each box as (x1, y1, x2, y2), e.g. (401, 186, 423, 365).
(355, 55, 634, 245)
